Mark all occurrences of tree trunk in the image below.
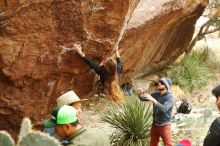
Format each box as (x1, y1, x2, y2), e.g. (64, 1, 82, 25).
(185, 34, 202, 54)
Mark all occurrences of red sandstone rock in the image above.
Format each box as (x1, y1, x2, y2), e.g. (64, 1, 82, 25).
(0, 0, 208, 138)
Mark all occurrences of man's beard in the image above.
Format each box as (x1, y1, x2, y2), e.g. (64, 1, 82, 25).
(158, 87, 166, 91)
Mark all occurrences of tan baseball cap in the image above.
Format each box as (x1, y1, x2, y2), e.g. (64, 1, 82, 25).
(56, 90, 88, 106)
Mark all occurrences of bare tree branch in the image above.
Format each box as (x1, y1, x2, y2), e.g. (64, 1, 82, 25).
(203, 27, 220, 35)
(185, 16, 220, 53)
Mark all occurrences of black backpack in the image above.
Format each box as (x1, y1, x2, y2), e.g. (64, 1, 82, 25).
(177, 101, 192, 114)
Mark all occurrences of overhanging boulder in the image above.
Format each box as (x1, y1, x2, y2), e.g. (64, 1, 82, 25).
(0, 0, 208, 137)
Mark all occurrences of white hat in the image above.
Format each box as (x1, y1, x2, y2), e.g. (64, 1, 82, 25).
(56, 90, 88, 106)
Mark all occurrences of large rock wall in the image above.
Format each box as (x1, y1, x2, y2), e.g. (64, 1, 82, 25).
(0, 0, 208, 137)
(120, 0, 208, 81)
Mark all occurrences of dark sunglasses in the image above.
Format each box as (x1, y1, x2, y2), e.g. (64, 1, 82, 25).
(154, 81, 165, 86)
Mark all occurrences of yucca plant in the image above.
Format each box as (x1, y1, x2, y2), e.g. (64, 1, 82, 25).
(168, 50, 212, 92)
(101, 96, 153, 146)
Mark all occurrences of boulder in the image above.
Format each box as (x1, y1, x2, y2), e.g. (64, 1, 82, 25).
(0, 0, 208, 137)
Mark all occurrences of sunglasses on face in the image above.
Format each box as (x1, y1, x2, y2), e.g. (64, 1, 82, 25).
(154, 81, 165, 86)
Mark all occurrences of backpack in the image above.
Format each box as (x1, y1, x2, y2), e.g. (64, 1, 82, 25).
(177, 101, 192, 114)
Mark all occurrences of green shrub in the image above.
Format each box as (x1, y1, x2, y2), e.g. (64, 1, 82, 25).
(168, 50, 212, 92)
(101, 96, 153, 146)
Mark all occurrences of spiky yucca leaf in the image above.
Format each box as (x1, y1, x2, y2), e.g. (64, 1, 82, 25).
(101, 96, 153, 146)
(0, 131, 14, 146)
